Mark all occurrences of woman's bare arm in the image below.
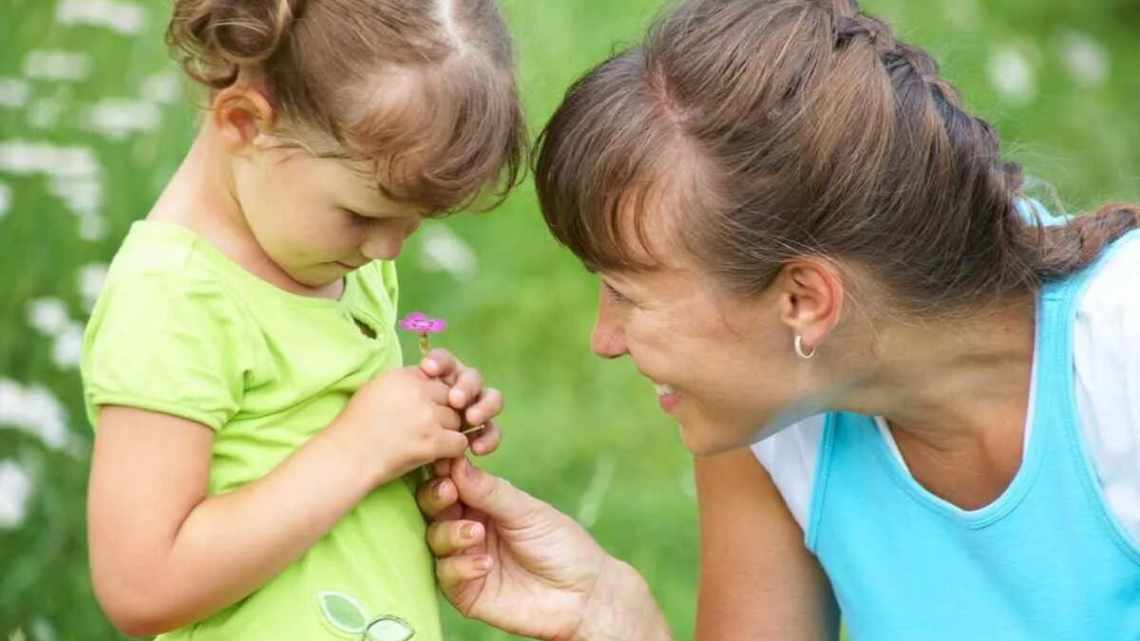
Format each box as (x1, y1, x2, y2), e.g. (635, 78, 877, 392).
(695, 447, 839, 641)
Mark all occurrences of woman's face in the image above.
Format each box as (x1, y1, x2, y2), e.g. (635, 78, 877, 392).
(592, 255, 820, 456)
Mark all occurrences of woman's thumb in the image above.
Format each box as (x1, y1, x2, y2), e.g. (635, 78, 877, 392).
(450, 457, 536, 523)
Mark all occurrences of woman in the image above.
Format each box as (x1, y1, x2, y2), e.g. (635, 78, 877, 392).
(417, 0, 1140, 639)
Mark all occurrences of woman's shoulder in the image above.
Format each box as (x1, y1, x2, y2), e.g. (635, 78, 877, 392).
(750, 414, 828, 533)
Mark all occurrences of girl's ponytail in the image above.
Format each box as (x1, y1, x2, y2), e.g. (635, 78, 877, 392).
(167, 0, 305, 89)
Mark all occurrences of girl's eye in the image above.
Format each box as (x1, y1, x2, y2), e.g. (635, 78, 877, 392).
(341, 208, 376, 226)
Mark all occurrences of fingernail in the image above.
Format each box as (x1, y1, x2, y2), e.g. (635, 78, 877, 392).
(476, 556, 492, 571)
(433, 480, 447, 499)
(461, 523, 480, 539)
(453, 391, 466, 405)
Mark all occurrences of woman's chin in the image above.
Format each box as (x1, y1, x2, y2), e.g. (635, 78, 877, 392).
(677, 419, 752, 457)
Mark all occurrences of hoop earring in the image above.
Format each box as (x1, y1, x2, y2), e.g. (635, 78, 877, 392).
(794, 335, 816, 360)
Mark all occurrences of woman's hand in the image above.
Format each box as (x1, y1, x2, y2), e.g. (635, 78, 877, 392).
(417, 458, 672, 641)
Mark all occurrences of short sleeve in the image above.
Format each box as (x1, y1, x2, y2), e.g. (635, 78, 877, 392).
(81, 266, 252, 432)
(750, 414, 827, 534)
(1074, 236, 1140, 542)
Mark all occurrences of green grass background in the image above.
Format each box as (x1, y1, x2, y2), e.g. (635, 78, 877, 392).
(1, 0, 1138, 639)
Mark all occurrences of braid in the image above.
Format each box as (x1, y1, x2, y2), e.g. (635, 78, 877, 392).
(834, 14, 895, 55)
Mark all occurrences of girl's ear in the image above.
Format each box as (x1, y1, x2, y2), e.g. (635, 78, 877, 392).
(210, 85, 276, 156)
(774, 258, 845, 353)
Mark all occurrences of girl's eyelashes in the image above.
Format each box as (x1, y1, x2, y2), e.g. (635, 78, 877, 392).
(340, 207, 370, 222)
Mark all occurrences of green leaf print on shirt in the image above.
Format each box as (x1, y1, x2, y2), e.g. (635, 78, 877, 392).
(318, 591, 415, 640)
(364, 617, 415, 641)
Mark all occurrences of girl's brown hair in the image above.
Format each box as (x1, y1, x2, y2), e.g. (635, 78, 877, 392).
(536, 0, 1139, 315)
(168, 0, 526, 213)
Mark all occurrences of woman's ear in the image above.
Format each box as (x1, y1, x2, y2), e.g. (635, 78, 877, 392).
(210, 84, 276, 155)
(775, 258, 845, 353)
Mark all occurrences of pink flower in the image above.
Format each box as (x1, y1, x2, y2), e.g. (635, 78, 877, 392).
(399, 312, 447, 334)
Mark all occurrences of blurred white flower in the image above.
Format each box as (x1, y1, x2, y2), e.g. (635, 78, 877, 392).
(141, 72, 182, 105)
(48, 175, 101, 215)
(57, 0, 145, 35)
(417, 224, 478, 281)
(52, 322, 85, 369)
(79, 212, 108, 241)
(27, 298, 69, 336)
(29, 618, 57, 641)
(85, 98, 161, 140)
(78, 263, 109, 311)
(0, 77, 30, 108)
(26, 298, 85, 369)
(576, 454, 615, 528)
(0, 379, 71, 451)
(987, 47, 1036, 104)
(1060, 31, 1109, 88)
(679, 466, 696, 499)
(0, 141, 99, 178)
(0, 182, 10, 219)
(0, 141, 105, 238)
(23, 50, 92, 82)
(0, 460, 33, 529)
(26, 97, 66, 130)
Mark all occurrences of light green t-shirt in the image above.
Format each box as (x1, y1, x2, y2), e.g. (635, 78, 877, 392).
(81, 221, 440, 641)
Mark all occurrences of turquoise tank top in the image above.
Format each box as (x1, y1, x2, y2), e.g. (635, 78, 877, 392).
(808, 231, 1140, 640)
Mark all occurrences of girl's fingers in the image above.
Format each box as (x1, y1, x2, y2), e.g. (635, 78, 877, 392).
(464, 388, 503, 426)
(421, 348, 462, 386)
(436, 406, 463, 431)
(436, 554, 494, 592)
(424, 378, 451, 406)
(426, 519, 486, 556)
(467, 420, 501, 456)
(449, 367, 484, 409)
(437, 430, 470, 460)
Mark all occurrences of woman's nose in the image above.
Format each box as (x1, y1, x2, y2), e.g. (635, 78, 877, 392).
(590, 311, 627, 359)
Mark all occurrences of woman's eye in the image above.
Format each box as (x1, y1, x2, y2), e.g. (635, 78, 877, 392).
(604, 282, 631, 304)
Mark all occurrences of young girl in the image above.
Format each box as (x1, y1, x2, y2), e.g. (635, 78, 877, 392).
(80, 2, 525, 640)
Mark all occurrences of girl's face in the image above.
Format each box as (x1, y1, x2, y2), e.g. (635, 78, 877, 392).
(231, 139, 423, 289)
(592, 258, 821, 456)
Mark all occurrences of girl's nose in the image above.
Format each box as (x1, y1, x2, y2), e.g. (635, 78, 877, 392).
(361, 234, 405, 261)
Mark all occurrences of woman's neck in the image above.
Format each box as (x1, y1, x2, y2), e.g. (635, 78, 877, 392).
(837, 297, 1038, 507)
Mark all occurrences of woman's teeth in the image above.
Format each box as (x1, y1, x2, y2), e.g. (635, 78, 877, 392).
(655, 384, 676, 396)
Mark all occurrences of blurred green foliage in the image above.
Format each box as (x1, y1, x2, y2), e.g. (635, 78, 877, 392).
(1, 1, 1137, 640)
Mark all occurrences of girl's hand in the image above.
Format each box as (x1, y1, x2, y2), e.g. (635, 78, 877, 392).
(331, 366, 468, 489)
(419, 348, 503, 457)
(416, 459, 672, 641)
